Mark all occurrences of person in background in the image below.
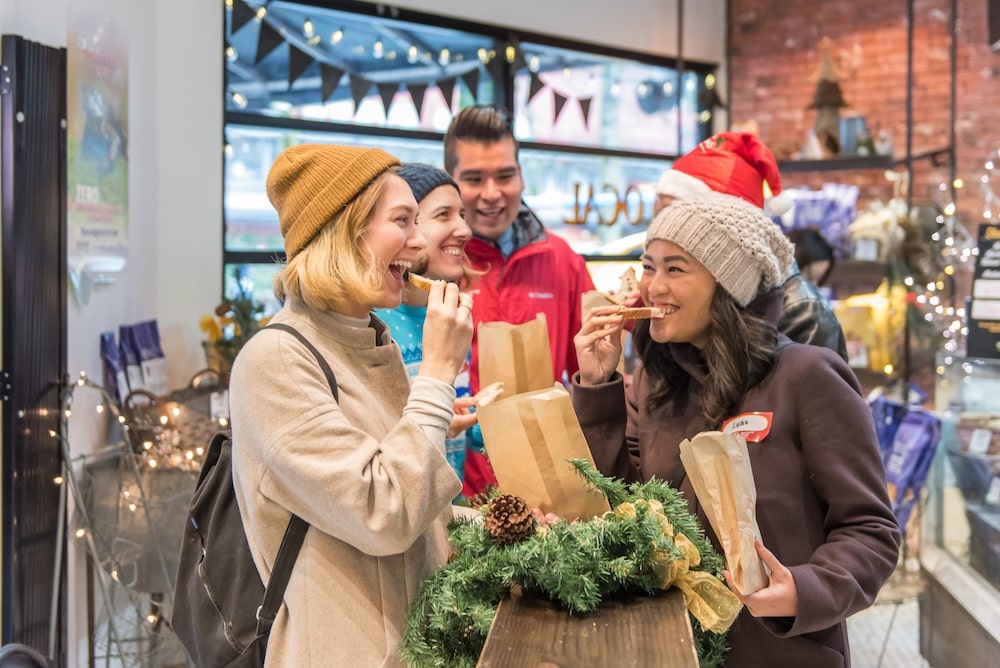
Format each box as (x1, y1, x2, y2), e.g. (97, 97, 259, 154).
(654, 131, 848, 361)
(572, 195, 900, 668)
(443, 104, 596, 496)
(229, 144, 472, 666)
(787, 226, 836, 287)
(374, 163, 479, 488)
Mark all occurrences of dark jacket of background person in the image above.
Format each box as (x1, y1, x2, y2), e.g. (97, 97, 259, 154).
(777, 272, 849, 362)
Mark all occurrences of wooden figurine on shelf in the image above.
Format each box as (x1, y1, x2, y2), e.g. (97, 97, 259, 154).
(808, 36, 848, 156)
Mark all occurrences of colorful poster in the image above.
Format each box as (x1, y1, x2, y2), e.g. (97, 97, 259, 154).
(67, 8, 128, 302)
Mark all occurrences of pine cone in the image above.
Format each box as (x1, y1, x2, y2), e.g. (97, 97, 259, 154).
(465, 489, 494, 510)
(484, 494, 534, 546)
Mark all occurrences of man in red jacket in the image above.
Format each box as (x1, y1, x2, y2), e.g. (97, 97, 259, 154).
(443, 105, 595, 496)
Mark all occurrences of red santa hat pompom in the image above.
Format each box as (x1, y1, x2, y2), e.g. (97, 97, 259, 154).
(664, 131, 793, 215)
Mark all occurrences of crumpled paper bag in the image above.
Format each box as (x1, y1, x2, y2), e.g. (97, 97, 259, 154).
(678, 431, 768, 596)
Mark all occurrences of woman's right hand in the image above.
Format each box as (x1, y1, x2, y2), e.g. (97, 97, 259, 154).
(574, 305, 626, 386)
(418, 281, 473, 384)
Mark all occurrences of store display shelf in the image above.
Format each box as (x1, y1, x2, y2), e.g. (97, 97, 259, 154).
(778, 155, 894, 173)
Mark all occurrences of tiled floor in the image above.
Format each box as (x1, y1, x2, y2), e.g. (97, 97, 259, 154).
(847, 568, 929, 668)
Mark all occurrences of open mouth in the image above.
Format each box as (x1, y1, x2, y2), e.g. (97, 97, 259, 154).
(389, 260, 412, 283)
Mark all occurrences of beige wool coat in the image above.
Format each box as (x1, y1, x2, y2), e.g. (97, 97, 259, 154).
(229, 299, 462, 667)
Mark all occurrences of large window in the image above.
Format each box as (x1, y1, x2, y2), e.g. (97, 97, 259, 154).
(223, 0, 718, 306)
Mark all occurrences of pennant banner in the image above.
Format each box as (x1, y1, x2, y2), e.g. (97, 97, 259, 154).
(579, 96, 593, 129)
(527, 72, 545, 104)
(460, 67, 480, 102)
(288, 44, 313, 90)
(255, 19, 284, 65)
(230, 0, 256, 35)
(553, 91, 569, 123)
(408, 82, 428, 119)
(349, 74, 372, 113)
(377, 82, 398, 115)
(437, 77, 456, 110)
(698, 87, 726, 109)
(320, 63, 345, 103)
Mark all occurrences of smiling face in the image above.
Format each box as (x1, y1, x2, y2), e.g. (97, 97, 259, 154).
(412, 184, 470, 282)
(350, 173, 425, 316)
(639, 239, 717, 348)
(450, 137, 524, 241)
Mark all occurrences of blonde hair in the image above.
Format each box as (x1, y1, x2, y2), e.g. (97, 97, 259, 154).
(274, 170, 398, 310)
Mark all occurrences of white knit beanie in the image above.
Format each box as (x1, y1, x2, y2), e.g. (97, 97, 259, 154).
(645, 194, 794, 307)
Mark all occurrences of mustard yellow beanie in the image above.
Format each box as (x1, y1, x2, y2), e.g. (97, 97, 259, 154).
(266, 144, 400, 260)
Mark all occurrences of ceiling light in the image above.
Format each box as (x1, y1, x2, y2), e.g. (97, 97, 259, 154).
(407, 45, 419, 63)
(255, 6, 267, 21)
(374, 39, 384, 59)
(438, 48, 450, 66)
(331, 28, 344, 44)
(225, 45, 238, 63)
(303, 18, 314, 39)
(505, 45, 516, 64)
(528, 55, 540, 72)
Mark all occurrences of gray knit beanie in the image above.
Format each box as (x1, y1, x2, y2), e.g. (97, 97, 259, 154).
(397, 163, 458, 203)
(645, 194, 794, 306)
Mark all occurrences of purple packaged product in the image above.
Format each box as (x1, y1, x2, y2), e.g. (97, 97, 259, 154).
(119, 324, 147, 393)
(129, 320, 169, 396)
(884, 409, 941, 530)
(100, 331, 130, 405)
(869, 395, 909, 462)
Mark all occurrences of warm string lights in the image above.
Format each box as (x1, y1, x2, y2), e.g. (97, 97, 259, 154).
(912, 174, 976, 354)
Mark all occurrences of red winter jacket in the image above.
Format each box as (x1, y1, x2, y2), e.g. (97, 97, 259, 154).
(461, 206, 595, 496)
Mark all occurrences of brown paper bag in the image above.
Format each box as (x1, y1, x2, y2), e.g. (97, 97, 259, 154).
(477, 385, 611, 521)
(478, 314, 554, 395)
(678, 431, 768, 596)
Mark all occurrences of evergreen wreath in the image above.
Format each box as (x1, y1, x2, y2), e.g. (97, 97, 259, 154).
(402, 460, 737, 667)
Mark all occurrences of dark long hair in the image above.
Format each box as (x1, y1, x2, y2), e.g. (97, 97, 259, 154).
(634, 289, 779, 428)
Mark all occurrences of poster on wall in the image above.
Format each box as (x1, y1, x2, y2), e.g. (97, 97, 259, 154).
(66, 7, 128, 304)
(967, 223, 1000, 358)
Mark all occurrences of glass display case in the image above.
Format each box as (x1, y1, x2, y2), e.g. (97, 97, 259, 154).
(924, 352, 1000, 650)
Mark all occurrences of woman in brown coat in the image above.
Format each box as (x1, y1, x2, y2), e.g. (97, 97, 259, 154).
(572, 195, 900, 667)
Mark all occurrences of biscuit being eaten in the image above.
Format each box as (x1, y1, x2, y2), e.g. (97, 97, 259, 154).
(475, 381, 505, 407)
(618, 306, 666, 319)
(406, 272, 435, 291)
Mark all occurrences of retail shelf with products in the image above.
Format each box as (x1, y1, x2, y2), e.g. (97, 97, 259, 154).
(921, 352, 1000, 663)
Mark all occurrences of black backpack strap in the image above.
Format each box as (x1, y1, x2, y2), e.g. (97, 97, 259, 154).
(254, 322, 340, 634)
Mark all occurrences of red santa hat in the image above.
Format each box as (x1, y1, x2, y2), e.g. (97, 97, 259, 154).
(656, 131, 792, 215)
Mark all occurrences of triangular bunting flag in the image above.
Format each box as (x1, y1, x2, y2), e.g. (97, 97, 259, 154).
(437, 77, 457, 109)
(553, 91, 569, 123)
(527, 72, 545, 104)
(579, 96, 593, 129)
(698, 87, 726, 109)
(320, 63, 345, 103)
(408, 82, 428, 118)
(230, 0, 256, 35)
(349, 74, 372, 113)
(377, 82, 398, 115)
(460, 68, 480, 101)
(288, 44, 313, 90)
(254, 19, 284, 65)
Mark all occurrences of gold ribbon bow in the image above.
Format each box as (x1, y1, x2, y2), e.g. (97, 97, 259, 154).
(615, 500, 743, 634)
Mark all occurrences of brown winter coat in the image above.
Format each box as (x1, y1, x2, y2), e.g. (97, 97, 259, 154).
(572, 309, 899, 667)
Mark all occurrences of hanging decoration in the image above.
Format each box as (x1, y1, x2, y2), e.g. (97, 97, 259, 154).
(287, 44, 313, 89)
(377, 82, 398, 115)
(579, 96, 593, 129)
(254, 17, 284, 64)
(460, 68, 480, 99)
(229, 0, 257, 35)
(408, 81, 428, 117)
(319, 63, 344, 103)
(527, 71, 546, 104)
(349, 73, 372, 113)
(553, 90, 569, 123)
(436, 76, 457, 110)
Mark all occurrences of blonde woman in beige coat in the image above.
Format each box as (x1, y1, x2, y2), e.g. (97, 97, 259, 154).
(228, 144, 473, 666)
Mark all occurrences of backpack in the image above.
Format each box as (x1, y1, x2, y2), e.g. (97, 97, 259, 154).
(171, 323, 339, 667)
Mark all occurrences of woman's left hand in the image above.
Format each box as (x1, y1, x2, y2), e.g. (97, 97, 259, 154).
(724, 540, 798, 618)
(447, 396, 478, 438)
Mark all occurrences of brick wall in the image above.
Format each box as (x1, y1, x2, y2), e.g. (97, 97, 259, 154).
(728, 0, 1000, 215)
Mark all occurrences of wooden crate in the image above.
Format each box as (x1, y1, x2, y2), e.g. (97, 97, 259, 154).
(477, 587, 698, 667)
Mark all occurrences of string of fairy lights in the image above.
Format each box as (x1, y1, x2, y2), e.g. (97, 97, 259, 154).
(51, 371, 226, 634)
